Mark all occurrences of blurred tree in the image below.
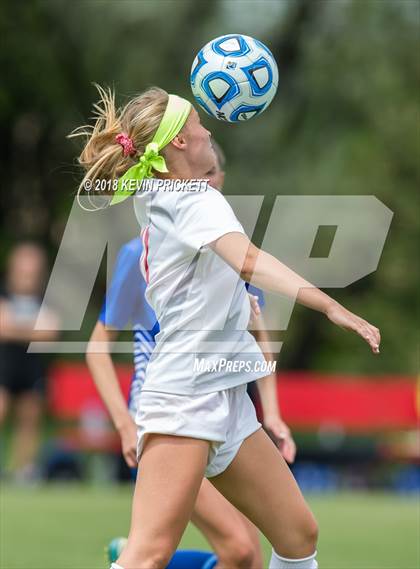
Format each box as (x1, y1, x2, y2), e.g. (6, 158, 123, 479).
(0, 0, 418, 373)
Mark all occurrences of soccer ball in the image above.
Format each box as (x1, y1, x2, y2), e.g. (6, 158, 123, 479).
(190, 34, 278, 123)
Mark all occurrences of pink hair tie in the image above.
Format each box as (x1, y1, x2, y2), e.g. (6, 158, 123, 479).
(115, 133, 136, 156)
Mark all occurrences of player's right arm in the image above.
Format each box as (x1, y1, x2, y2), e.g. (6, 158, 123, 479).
(86, 321, 138, 468)
(211, 232, 381, 354)
(0, 299, 59, 343)
(86, 241, 146, 468)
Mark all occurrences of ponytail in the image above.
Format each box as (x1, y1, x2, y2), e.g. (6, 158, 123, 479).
(69, 84, 168, 210)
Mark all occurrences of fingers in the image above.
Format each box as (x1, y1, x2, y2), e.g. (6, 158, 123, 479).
(120, 421, 139, 468)
(124, 446, 138, 468)
(253, 295, 261, 316)
(125, 453, 137, 468)
(358, 321, 381, 354)
(287, 438, 297, 462)
(248, 294, 261, 327)
(367, 323, 380, 347)
(249, 294, 260, 316)
(276, 430, 296, 463)
(329, 308, 382, 355)
(279, 438, 296, 464)
(264, 420, 296, 462)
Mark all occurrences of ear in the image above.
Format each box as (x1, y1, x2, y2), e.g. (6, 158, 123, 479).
(170, 133, 187, 150)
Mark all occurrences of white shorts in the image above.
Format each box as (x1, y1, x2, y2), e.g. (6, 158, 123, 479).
(135, 383, 261, 478)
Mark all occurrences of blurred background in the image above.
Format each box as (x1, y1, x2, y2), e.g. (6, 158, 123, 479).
(0, 1, 418, 568)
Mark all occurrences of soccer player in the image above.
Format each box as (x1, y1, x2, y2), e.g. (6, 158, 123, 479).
(87, 142, 293, 568)
(75, 86, 380, 569)
(207, 142, 296, 463)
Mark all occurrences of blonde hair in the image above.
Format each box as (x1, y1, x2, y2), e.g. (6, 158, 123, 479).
(69, 84, 168, 209)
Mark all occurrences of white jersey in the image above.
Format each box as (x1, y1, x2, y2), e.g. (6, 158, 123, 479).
(133, 181, 266, 395)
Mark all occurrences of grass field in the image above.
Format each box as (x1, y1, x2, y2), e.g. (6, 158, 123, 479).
(0, 484, 418, 569)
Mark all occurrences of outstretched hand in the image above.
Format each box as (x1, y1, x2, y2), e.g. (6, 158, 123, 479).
(326, 303, 381, 354)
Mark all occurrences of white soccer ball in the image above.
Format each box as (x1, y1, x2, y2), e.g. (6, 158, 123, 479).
(190, 34, 278, 123)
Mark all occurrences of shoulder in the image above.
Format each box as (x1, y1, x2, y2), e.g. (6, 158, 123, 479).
(118, 238, 142, 263)
(111, 238, 143, 278)
(122, 237, 142, 255)
(175, 185, 230, 212)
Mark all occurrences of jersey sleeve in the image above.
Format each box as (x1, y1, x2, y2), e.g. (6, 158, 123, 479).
(245, 283, 266, 309)
(175, 187, 245, 251)
(99, 242, 144, 330)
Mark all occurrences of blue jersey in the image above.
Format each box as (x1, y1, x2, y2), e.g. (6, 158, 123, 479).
(99, 238, 159, 413)
(99, 237, 264, 413)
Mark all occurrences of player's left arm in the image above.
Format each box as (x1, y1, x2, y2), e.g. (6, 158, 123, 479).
(211, 232, 380, 354)
(251, 312, 297, 464)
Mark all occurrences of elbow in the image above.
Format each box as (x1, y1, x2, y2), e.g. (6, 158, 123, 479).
(86, 323, 111, 366)
(86, 337, 96, 366)
(239, 246, 259, 282)
(45, 329, 60, 342)
(85, 344, 92, 366)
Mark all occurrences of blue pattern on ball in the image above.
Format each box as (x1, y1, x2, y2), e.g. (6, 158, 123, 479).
(240, 56, 273, 96)
(190, 49, 207, 88)
(211, 34, 251, 57)
(190, 34, 278, 123)
(253, 38, 276, 60)
(202, 71, 240, 109)
(229, 103, 266, 122)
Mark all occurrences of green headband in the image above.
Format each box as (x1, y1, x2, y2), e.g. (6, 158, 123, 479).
(110, 94, 192, 205)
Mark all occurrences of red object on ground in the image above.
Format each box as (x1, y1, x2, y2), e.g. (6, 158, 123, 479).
(48, 363, 418, 431)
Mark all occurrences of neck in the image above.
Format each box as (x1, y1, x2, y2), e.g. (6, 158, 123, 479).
(158, 152, 207, 180)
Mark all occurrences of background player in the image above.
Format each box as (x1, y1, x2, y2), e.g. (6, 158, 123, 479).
(0, 243, 58, 483)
